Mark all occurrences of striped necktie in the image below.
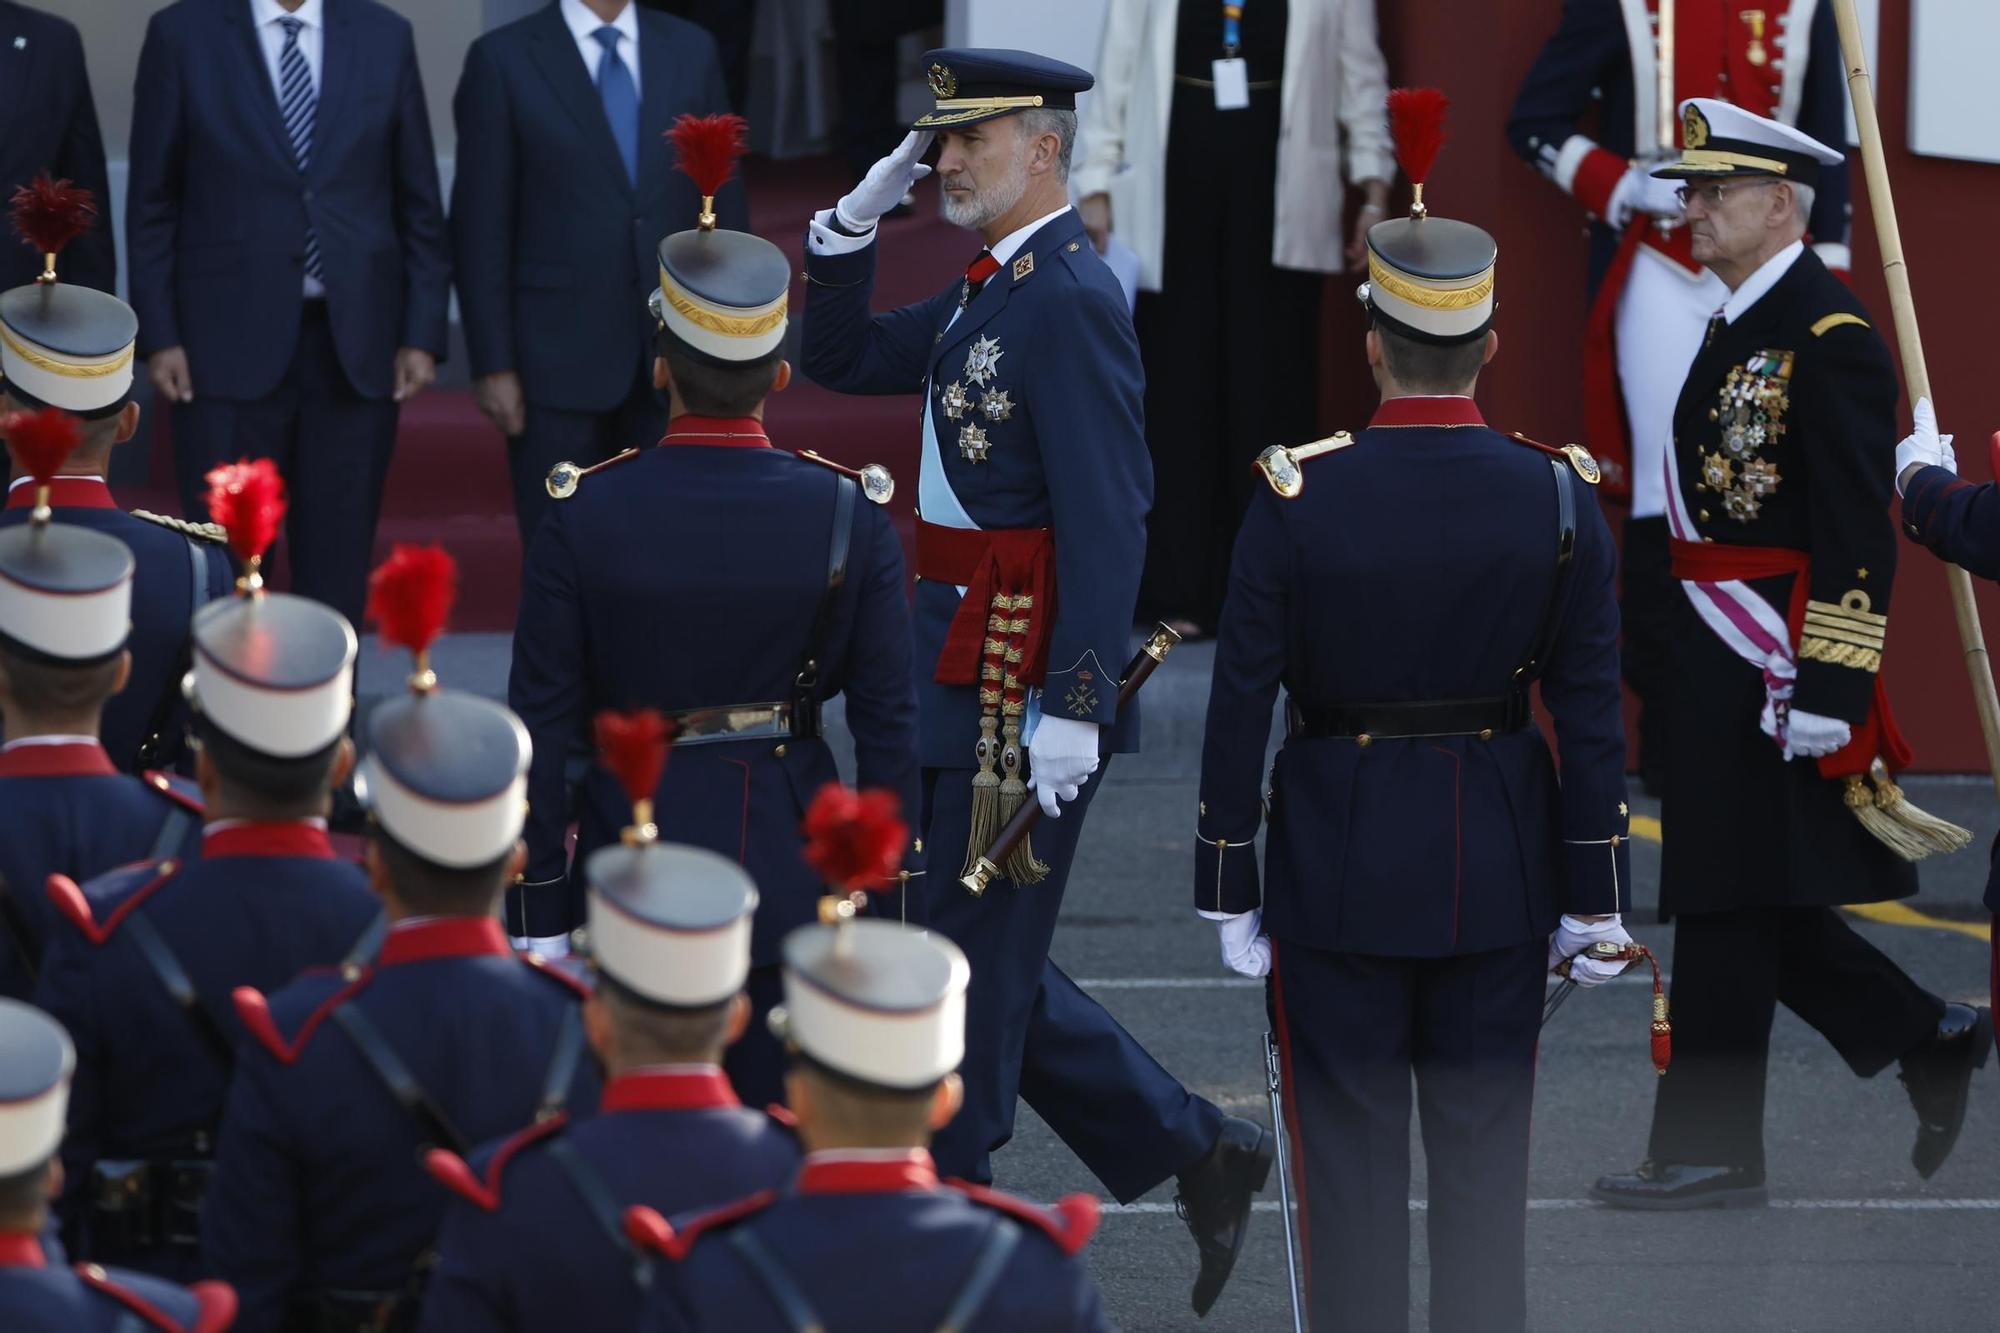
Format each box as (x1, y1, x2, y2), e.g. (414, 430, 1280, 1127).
(277, 17, 324, 283)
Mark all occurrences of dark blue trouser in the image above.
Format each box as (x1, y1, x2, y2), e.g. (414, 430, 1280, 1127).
(1271, 936, 1543, 1333)
(923, 762, 1222, 1202)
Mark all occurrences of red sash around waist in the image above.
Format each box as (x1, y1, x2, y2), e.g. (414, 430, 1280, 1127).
(1669, 538, 1910, 777)
(914, 520, 1056, 688)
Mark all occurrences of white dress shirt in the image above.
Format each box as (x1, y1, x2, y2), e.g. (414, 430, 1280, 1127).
(250, 0, 326, 297)
(1721, 239, 1806, 325)
(559, 0, 642, 100)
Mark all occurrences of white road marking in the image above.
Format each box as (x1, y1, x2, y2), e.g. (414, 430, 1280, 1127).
(1099, 1198, 2000, 1215)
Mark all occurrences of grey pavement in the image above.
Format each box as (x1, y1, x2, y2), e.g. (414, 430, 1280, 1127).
(379, 633, 2000, 1331)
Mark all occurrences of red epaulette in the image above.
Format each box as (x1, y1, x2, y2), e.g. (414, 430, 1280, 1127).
(139, 770, 205, 816)
(46, 859, 182, 947)
(1505, 432, 1602, 485)
(232, 972, 372, 1065)
(944, 1181, 1100, 1256)
(424, 1113, 570, 1212)
(625, 1189, 779, 1262)
(75, 1265, 238, 1333)
(519, 951, 590, 1000)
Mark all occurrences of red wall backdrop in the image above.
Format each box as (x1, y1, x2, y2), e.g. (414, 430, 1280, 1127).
(1316, 0, 2000, 771)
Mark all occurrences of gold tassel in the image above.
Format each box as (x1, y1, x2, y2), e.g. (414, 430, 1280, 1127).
(997, 717, 1048, 885)
(1844, 761, 1974, 862)
(962, 714, 1002, 877)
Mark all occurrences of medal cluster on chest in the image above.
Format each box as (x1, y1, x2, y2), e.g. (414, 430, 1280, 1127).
(1696, 348, 1792, 523)
(938, 334, 1014, 462)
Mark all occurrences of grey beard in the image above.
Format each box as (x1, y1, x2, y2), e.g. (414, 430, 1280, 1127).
(940, 162, 1029, 231)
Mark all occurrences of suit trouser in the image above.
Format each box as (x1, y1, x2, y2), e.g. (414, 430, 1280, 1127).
(1271, 936, 1543, 1333)
(507, 369, 664, 552)
(1647, 904, 1943, 1171)
(171, 303, 396, 628)
(922, 761, 1223, 1202)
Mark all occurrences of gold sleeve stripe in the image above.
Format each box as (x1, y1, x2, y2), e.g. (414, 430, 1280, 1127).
(1799, 637, 1882, 672)
(1805, 596, 1887, 626)
(1811, 312, 1870, 337)
(1801, 621, 1886, 650)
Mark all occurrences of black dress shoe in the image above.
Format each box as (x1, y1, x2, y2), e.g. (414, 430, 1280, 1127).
(1590, 1160, 1767, 1210)
(1900, 1003, 1993, 1179)
(1174, 1116, 1274, 1317)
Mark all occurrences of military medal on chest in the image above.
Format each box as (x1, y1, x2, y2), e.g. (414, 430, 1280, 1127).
(945, 334, 1009, 462)
(1699, 348, 1792, 522)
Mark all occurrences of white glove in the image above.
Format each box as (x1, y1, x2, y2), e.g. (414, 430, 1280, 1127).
(1548, 914, 1634, 988)
(1201, 909, 1271, 979)
(1027, 716, 1101, 818)
(834, 131, 935, 232)
(1605, 167, 1684, 228)
(1894, 396, 1957, 496)
(1782, 708, 1852, 760)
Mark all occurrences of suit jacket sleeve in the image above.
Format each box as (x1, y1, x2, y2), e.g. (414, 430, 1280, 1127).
(126, 11, 186, 356)
(451, 38, 518, 379)
(1537, 484, 1634, 915)
(391, 25, 451, 358)
(800, 239, 952, 395)
(1902, 468, 2000, 582)
(836, 501, 923, 877)
(1029, 277, 1152, 729)
(1504, 0, 1630, 220)
(1801, 0, 1853, 265)
(1794, 320, 1899, 723)
(1193, 486, 1289, 914)
(202, 1047, 304, 1330)
(53, 22, 117, 293)
(509, 509, 587, 888)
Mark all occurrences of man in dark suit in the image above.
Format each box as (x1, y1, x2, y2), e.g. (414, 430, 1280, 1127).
(450, 0, 744, 548)
(0, 2, 114, 294)
(126, 0, 450, 628)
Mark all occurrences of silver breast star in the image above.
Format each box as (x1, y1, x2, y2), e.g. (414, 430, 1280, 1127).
(963, 335, 1003, 387)
(939, 380, 970, 421)
(979, 387, 1014, 423)
(957, 421, 991, 462)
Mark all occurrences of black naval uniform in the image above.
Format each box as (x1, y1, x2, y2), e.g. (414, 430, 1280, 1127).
(1647, 244, 1945, 1172)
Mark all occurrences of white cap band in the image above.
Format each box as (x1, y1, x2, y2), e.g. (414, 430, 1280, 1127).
(366, 754, 528, 869)
(0, 566, 129, 661)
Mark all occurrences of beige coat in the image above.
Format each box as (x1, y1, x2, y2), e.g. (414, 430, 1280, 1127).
(1073, 0, 1395, 290)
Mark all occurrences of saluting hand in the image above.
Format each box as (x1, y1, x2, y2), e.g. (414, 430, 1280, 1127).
(836, 131, 936, 233)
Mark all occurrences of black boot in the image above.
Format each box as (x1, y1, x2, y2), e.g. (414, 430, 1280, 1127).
(1899, 1003, 1992, 1179)
(1591, 1160, 1767, 1210)
(1174, 1116, 1273, 1317)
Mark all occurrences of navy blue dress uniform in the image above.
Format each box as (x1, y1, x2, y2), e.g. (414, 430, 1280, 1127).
(0, 2, 115, 295)
(1197, 177, 1633, 1332)
(450, 0, 746, 546)
(801, 50, 1239, 1244)
(1593, 102, 1982, 1208)
(0, 462, 203, 1000)
(0, 999, 240, 1332)
(633, 916, 1112, 1333)
(508, 155, 917, 1108)
(33, 548, 374, 1279)
(0, 221, 233, 773)
(202, 636, 599, 1332)
(422, 841, 798, 1332)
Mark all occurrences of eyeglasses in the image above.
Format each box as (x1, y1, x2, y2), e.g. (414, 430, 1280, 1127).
(1674, 179, 1782, 209)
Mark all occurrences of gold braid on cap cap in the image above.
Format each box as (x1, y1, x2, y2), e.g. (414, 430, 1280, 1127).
(1365, 255, 1494, 311)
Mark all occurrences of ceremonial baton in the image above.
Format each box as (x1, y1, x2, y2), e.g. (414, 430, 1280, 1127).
(1264, 1031, 1306, 1333)
(959, 624, 1183, 897)
(1830, 0, 2000, 799)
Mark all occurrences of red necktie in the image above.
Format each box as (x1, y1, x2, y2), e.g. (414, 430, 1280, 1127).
(962, 249, 1000, 306)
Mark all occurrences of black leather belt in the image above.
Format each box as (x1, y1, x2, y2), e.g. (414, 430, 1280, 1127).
(1286, 694, 1530, 744)
(88, 1151, 214, 1256)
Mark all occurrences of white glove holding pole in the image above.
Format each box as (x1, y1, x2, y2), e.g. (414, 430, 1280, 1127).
(834, 131, 935, 233)
(1548, 914, 1633, 987)
(1605, 167, 1684, 228)
(1201, 909, 1272, 979)
(1027, 717, 1101, 817)
(1894, 396, 1956, 496)
(1782, 709, 1852, 760)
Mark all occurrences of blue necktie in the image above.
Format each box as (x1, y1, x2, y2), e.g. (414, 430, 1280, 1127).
(277, 17, 324, 282)
(593, 26, 639, 187)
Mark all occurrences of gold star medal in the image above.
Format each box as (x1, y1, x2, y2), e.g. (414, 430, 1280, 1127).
(957, 422, 991, 462)
(939, 380, 970, 421)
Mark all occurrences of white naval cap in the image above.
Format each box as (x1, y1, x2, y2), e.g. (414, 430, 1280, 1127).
(0, 1000, 74, 1176)
(1652, 98, 1844, 184)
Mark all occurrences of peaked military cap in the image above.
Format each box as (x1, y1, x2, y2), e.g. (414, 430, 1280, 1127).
(774, 919, 970, 1092)
(0, 519, 131, 665)
(588, 841, 758, 1008)
(0, 999, 74, 1175)
(1359, 89, 1496, 346)
(1652, 98, 1844, 186)
(914, 48, 1094, 130)
(190, 591, 356, 759)
(365, 689, 531, 870)
(0, 281, 137, 416)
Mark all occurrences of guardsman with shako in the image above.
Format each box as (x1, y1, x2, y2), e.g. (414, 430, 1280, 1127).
(1197, 90, 1635, 1333)
(1507, 1, 1851, 793)
(33, 459, 377, 1278)
(508, 114, 918, 1109)
(1593, 102, 1987, 1210)
(0, 415, 201, 1002)
(0, 1000, 240, 1332)
(0, 177, 231, 773)
(800, 51, 1268, 1315)
(631, 874, 1112, 1332)
(201, 548, 600, 1332)
(420, 714, 799, 1333)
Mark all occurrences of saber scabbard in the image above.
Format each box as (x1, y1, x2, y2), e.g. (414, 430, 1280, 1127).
(959, 623, 1182, 897)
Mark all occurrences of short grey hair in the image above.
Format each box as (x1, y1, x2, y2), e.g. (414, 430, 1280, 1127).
(1018, 108, 1077, 182)
(1788, 181, 1817, 225)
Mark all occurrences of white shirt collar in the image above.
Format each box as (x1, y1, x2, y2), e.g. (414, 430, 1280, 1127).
(250, 0, 324, 32)
(7, 475, 105, 493)
(985, 204, 1073, 269)
(561, 0, 638, 51)
(0, 735, 100, 752)
(204, 817, 330, 834)
(1721, 239, 1805, 324)
(802, 1148, 932, 1165)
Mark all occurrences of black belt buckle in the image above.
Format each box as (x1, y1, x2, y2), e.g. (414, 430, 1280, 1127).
(88, 1160, 158, 1253)
(162, 1158, 215, 1249)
